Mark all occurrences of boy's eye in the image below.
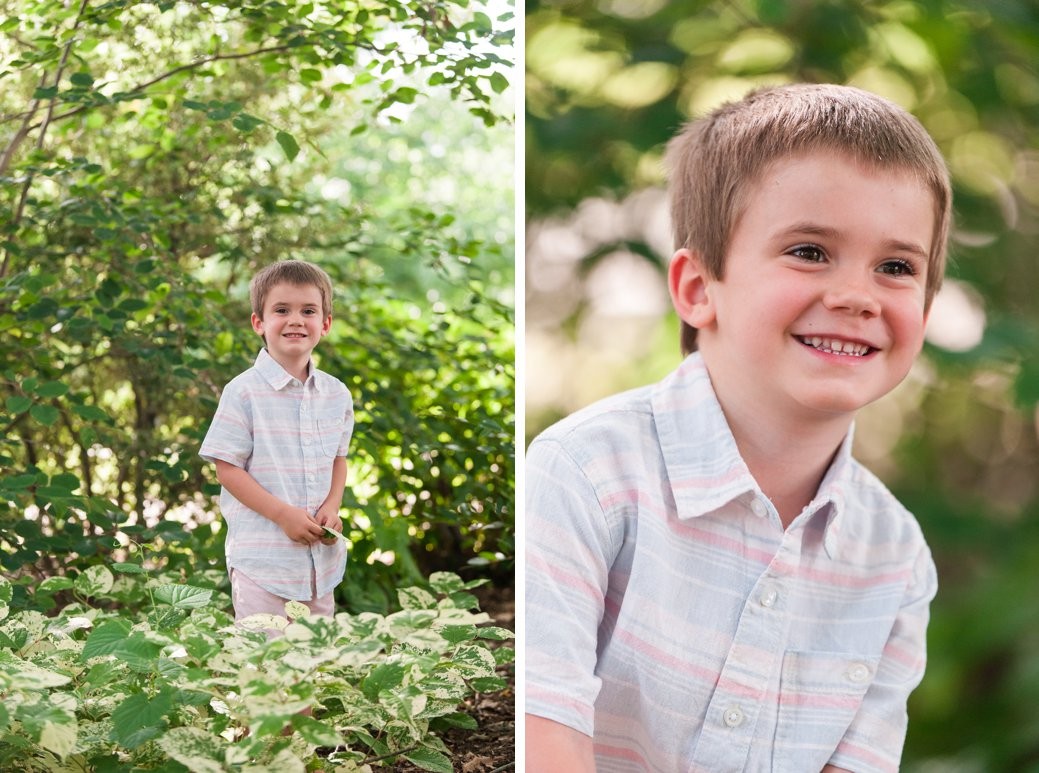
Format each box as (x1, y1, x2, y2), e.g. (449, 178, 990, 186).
(788, 244, 826, 262)
(877, 259, 918, 277)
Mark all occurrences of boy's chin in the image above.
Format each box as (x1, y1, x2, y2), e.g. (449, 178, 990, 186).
(792, 388, 878, 419)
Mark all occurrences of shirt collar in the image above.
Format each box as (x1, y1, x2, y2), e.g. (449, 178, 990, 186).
(253, 348, 321, 392)
(651, 352, 854, 554)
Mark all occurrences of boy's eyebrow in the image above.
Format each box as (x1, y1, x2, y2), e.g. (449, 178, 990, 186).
(775, 221, 930, 259)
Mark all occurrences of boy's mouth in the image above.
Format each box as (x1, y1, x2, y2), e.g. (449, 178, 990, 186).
(795, 335, 875, 357)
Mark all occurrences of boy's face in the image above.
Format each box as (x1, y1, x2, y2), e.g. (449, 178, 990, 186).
(678, 149, 933, 425)
(251, 281, 331, 365)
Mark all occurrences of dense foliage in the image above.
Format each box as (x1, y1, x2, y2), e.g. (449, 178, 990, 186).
(525, 0, 1039, 768)
(0, 566, 512, 771)
(1, 1, 514, 766)
(1, 0, 514, 603)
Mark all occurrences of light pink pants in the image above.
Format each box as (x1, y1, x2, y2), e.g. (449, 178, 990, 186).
(230, 568, 334, 630)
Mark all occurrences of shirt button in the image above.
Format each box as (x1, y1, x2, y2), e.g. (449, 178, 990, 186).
(847, 663, 871, 684)
(723, 706, 744, 728)
(760, 588, 778, 608)
(751, 499, 768, 518)
(307, 474, 315, 483)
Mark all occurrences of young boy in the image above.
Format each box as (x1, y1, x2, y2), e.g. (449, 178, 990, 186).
(200, 259, 352, 624)
(525, 84, 951, 772)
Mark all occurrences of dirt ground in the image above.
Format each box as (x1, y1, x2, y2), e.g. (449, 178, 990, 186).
(395, 583, 516, 772)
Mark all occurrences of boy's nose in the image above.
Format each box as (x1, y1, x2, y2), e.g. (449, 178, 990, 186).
(823, 275, 880, 317)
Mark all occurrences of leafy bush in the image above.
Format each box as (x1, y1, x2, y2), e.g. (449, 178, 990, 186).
(0, 0, 515, 608)
(0, 567, 512, 772)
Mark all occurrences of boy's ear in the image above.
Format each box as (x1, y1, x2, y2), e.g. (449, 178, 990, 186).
(668, 249, 716, 330)
(321, 314, 332, 336)
(251, 313, 266, 338)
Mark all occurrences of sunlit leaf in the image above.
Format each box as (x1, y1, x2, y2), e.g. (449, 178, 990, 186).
(276, 130, 300, 161)
(152, 584, 213, 609)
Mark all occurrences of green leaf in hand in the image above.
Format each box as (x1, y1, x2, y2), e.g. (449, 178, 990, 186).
(322, 526, 347, 543)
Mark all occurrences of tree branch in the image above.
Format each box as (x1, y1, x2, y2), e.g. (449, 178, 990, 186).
(0, 43, 298, 131)
(1, 0, 91, 281)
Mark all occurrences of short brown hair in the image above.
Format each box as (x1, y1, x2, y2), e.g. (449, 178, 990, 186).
(666, 83, 952, 354)
(249, 260, 334, 319)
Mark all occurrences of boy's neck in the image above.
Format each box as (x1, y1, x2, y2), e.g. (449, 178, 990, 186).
(266, 348, 312, 383)
(715, 389, 852, 529)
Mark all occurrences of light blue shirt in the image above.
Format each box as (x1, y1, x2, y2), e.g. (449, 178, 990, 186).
(200, 349, 352, 600)
(525, 353, 937, 772)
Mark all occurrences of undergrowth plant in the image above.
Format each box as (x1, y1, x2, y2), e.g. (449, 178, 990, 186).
(0, 566, 513, 772)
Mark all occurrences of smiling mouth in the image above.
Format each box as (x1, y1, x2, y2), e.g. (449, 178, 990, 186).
(796, 336, 875, 357)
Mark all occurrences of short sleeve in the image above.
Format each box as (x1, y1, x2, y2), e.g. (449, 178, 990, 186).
(524, 435, 617, 738)
(336, 390, 354, 457)
(199, 380, 253, 468)
(828, 542, 938, 773)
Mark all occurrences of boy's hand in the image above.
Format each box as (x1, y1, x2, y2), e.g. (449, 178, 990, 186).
(315, 505, 344, 546)
(276, 505, 326, 545)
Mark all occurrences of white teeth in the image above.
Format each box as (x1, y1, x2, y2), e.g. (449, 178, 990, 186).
(801, 336, 870, 356)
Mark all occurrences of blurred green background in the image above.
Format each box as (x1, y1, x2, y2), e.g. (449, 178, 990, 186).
(525, 0, 1039, 768)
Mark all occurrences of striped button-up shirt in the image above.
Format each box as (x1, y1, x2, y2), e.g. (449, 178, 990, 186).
(200, 348, 352, 600)
(525, 352, 937, 773)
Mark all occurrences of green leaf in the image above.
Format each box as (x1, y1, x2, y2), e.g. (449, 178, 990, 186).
(111, 562, 147, 574)
(398, 586, 436, 610)
(113, 633, 163, 671)
(299, 68, 322, 84)
(37, 576, 75, 593)
(0, 576, 11, 606)
(392, 87, 418, 104)
(404, 746, 454, 773)
(156, 727, 225, 773)
(4, 472, 38, 490)
(50, 472, 80, 493)
(468, 676, 506, 692)
(434, 711, 478, 730)
(118, 298, 150, 312)
(5, 395, 31, 414)
(362, 662, 407, 700)
(30, 404, 60, 426)
(27, 297, 59, 318)
(476, 626, 514, 641)
(82, 619, 131, 660)
(292, 714, 341, 746)
(489, 71, 509, 94)
(38, 711, 78, 759)
(110, 690, 174, 749)
(69, 71, 94, 88)
(276, 130, 300, 161)
(150, 606, 189, 631)
(232, 112, 264, 132)
(439, 625, 476, 643)
(321, 525, 349, 543)
(0, 650, 72, 689)
(74, 565, 114, 597)
(152, 584, 213, 609)
(71, 403, 110, 422)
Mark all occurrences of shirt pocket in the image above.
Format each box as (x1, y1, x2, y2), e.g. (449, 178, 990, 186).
(772, 650, 879, 773)
(316, 412, 345, 457)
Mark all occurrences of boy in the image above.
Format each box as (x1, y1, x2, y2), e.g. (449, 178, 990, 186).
(525, 84, 950, 772)
(200, 259, 352, 625)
